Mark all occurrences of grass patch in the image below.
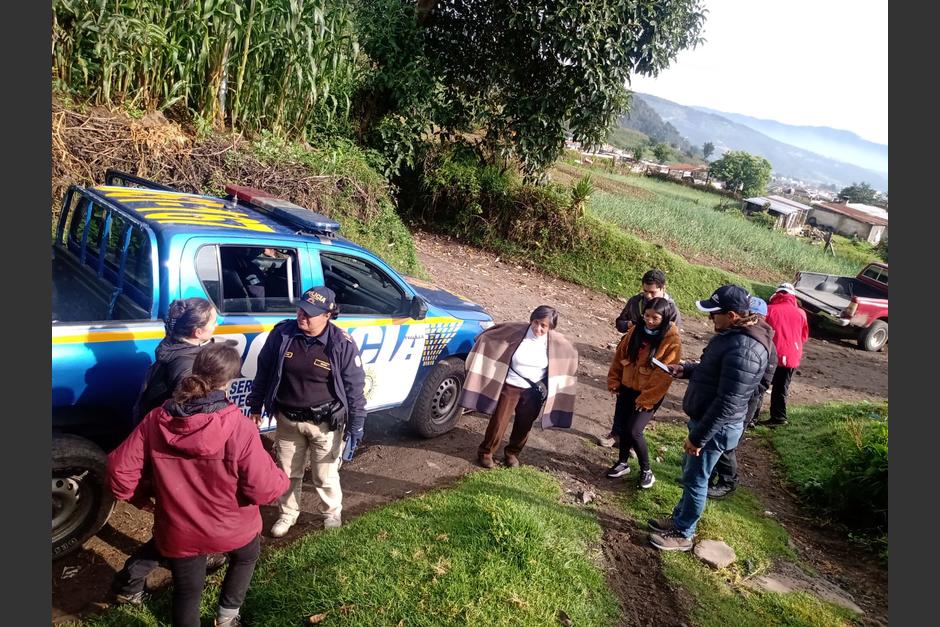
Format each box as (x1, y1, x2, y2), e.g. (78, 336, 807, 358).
(760, 402, 888, 557)
(470, 213, 775, 316)
(554, 164, 881, 282)
(618, 421, 856, 626)
(75, 467, 618, 627)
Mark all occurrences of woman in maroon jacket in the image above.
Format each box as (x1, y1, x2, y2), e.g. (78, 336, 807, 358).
(108, 344, 289, 627)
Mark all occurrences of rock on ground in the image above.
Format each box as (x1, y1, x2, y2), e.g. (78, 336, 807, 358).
(693, 539, 736, 569)
(743, 562, 864, 615)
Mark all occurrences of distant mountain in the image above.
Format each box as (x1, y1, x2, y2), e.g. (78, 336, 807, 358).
(634, 93, 888, 192)
(692, 107, 888, 175)
(616, 96, 696, 156)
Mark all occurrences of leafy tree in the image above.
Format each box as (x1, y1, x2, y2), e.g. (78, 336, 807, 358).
(838, 182, 877, 204)
(708, 150, 772, 196)
(652, 142, 672, 163)
(702, 141, 715, 159)
(358, 0, 707, 175)
(632, 144, 647, 161)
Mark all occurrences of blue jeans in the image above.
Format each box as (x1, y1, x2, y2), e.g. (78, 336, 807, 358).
(672, 421, 745, 538)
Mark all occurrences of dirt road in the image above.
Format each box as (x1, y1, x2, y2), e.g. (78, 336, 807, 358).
(51, 232, 888, 625)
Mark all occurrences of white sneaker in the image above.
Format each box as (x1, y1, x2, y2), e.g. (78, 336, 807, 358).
(323, 515, 342, 529)
(270, 518, 294, 538)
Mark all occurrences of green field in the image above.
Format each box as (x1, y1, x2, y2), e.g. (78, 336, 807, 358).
(558, 165, 881, 282)
(464, 212, 776, 315)
(74, 468, 618, 627)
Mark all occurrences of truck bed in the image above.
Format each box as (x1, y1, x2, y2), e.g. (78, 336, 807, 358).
(794, 271, 886, 317)
(52, 246, 150, 322)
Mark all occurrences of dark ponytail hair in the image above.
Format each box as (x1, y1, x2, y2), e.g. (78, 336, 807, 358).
(173, 344, 242, 404)
(165, 297, 215, 339)
(625, 297, 677, 365)
(529, 305, 558, 329)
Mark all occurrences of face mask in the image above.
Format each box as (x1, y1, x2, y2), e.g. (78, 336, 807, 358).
(643, 325, 661, 336)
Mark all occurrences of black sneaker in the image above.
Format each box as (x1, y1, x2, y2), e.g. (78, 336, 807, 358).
(762, 418, 788, 428)
(649, 529, 694, 552)
(707, 483, 736, 500)
(647, 516, 675, 533)
(114, 590, 150, 605)
(638, 470, 656, 489)
(605, 461, 631, 478)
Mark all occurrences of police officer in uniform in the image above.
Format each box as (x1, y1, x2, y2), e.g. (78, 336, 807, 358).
(247, 286, 366, 537)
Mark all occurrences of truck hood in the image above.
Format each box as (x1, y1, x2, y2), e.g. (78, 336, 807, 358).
(404, 276, 493, 322)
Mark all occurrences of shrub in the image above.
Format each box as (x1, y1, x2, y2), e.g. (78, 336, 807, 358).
(765, 403, 888, 540)
(400, 141, 586, 253)
(825, 416, 888, 531)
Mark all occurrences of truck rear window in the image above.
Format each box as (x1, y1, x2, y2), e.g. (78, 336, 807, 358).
(862, 266, 888, 287)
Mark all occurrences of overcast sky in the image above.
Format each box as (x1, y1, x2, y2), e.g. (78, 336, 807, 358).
(628, 0, 888, 145)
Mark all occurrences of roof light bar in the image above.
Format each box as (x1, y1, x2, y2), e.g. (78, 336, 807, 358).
(225, 184, 340, 236)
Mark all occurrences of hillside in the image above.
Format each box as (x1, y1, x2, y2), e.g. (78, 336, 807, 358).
(694, 107, 888, 175)
(617, 95, 697, 156)
(636, 93, 888, 191)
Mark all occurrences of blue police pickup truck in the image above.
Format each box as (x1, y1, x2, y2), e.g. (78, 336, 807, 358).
(52, 170, 494, 559)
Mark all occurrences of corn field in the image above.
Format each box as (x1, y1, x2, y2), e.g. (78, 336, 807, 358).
(52, 0, 363, 139)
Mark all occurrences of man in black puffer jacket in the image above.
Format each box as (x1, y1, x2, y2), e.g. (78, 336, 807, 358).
(708, 296, 777, 499)
(648, 285, 771, 552)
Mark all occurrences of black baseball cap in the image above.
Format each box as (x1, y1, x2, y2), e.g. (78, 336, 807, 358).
(696, 284, 750, 313)
(297, 286, 337, 316)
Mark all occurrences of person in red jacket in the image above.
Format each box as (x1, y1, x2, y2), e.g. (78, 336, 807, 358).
(108, 343, 289, 627)
(763, 283, 810, 426)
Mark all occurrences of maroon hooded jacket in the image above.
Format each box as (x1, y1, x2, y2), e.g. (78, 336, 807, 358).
(766, 291, 810, 369)
(108, 392, 289, 558)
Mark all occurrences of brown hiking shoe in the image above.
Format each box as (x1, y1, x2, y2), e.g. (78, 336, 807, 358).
(478, 453, 495, 468)
(649, 529, 694, 552)
(504, 453, 520, 468)
(647, 516, 675, 533)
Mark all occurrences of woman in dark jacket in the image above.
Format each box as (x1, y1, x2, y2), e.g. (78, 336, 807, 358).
(131, 298, 219, 423)
(109, 344, 289, 627)
(113, 297, 220, 605)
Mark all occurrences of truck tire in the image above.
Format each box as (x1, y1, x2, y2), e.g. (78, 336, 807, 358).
(409, 358, 466, 438)
(52, 434, 115, 560)
(859, 320, 888, 352)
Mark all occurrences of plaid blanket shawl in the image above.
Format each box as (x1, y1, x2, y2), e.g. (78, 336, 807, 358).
(459, 321, 579, 428)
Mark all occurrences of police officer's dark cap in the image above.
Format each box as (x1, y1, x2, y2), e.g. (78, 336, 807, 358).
(696, 284, 750, 313)
(297, 286, 337, 316)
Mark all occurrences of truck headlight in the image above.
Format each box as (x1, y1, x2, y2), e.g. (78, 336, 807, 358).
(479, 320, 496, 330)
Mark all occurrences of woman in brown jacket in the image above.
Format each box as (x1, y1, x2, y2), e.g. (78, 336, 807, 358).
(606, 297, 682, 489)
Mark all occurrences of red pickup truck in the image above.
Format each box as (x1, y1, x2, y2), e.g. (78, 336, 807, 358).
(792, 262, 888, 351)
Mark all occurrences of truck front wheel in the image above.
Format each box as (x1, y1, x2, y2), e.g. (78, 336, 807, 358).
(409, 358, 466, 438)
(52, 435, 115, 560)
(859, 320, 888, 352)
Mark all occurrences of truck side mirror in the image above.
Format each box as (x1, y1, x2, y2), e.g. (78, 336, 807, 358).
(409, 295, 429, 320)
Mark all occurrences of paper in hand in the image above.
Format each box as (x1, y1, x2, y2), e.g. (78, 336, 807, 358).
(650, 356, 671, 372)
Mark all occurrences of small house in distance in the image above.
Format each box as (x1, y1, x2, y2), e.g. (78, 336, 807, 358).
(808, 201, 888, 244)
(742, 195, 811, 232)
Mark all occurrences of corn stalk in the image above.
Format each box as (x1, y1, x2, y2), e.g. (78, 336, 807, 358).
(51, 0, 363, 138)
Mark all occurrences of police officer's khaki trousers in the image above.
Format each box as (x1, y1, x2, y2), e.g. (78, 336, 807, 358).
(273, 413, 343, 523)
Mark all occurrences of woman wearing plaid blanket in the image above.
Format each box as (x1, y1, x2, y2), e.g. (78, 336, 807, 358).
(459, 305, 579, 468)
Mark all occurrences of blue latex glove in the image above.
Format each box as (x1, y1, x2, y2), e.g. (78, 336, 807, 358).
(342, 431, 362, 462)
